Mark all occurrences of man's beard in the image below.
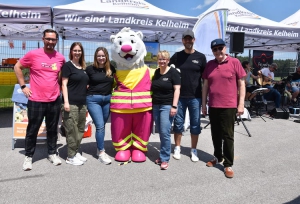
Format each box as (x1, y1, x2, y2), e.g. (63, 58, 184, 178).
(46, 45, 54, 50)
(184, 43, 193, 49)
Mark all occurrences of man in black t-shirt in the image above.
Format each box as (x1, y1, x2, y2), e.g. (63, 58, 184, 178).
(169, 29, 207, 162)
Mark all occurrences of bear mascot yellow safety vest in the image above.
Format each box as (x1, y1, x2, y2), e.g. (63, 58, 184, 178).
(110, 27, 154, 162)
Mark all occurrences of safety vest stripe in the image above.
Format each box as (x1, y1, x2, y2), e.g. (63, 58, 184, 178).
(115, 141, 133, 151)
(132, 134, 148, 146)
(112, 134, 132, 146)
(111, 98, 152, 103)
(112, 91, 152, 96)
(133, 142, 148, 151)
(111, 96, 152, 101)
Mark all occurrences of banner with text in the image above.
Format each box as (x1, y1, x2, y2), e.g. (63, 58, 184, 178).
(0, 4, 51, 24)
(227, 22, 300, 41)
(53, 9, 197, 31)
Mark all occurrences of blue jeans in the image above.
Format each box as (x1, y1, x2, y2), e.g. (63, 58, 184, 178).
(153, 105, 175, 162)
(86, 94, 111, 151)
(263, 85, 281, 108)
(173, 98, 201, 135)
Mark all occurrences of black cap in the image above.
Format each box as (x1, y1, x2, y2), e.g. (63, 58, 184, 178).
(211, 38, 226, 48)
(182, 29, 194, 38)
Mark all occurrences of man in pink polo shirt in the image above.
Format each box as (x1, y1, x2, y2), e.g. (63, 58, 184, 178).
(14, 29, 65, 171)
(202, 38, 246, 178)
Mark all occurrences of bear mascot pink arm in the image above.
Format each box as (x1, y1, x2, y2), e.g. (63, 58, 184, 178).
(110, 27, 153, 162)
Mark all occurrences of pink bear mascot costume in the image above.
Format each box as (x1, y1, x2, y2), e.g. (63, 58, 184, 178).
(110, 27, 153, 162)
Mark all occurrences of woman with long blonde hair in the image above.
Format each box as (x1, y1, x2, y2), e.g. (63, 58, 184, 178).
(86, 47, 116, 165)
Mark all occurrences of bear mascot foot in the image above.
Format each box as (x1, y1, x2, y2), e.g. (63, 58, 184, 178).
(115, 150, 131, 162)
(131, 149, 146, 162)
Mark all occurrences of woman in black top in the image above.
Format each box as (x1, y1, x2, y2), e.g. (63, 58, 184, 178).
(151, 50, 181, 170)
(61, 42, 89, 166)
(86, 47, 116, 165)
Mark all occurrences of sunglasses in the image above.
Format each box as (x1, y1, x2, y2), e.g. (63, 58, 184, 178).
(212, 46, 224, 52)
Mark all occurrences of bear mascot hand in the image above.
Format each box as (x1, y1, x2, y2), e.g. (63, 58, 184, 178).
(110, 27, 153, 162)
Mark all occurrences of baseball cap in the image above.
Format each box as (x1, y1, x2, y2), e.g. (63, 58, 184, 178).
(211, 38, 226, 48)
(182, 29, 194, 38)
(270, 63, 278, 70)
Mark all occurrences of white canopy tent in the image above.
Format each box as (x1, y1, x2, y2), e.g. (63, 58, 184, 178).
(198, 0, 300, 52)
(281, 9, 300, 27)
(280, 9, 300, 65)
(0, 4, 52, 40)
(53, 0, 198, 44)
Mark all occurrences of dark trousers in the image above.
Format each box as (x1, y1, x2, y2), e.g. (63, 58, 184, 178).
(209, 107, 236, 167)
(25, 97, 61, 157)
(263, 85, 281, 108)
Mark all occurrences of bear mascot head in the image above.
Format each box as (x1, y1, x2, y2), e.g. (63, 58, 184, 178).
(110, 27, 147, 70)
(109, 27, 153, 163)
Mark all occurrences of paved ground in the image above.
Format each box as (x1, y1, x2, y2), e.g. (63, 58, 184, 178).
(0, 108, 299, 204)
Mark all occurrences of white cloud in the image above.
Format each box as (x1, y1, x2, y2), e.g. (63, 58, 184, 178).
(192, 0, 216, 10)
(192, 0, 253, 10)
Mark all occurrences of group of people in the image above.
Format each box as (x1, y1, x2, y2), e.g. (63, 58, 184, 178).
(14, 29, 116, 169)
(151, 30, 243, 177)
(243, 59, 300, 110)
(15, 28, 251, 179)
(242, 61, 281, 108)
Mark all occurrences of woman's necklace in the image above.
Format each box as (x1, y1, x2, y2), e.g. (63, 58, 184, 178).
(71, 60, 82, 69)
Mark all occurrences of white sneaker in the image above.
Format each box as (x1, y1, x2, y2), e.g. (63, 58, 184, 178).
(66, 156, 84, 166)
(190, 149, 199, 162)
(173, 146, 181, 160)
(23, 156, 32, 171)
(98, 152, 112, 165)
(75, 153, 87, 162)
(48, 154, 62, 166)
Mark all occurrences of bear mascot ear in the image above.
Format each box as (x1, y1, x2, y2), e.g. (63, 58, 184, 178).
(136, 31, 143, 41)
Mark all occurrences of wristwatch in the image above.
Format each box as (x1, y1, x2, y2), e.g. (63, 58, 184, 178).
(21, 85, 26, 90)
(172, 105, 177, 109)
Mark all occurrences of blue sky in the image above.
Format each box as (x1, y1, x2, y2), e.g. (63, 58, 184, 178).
(1, 0, 298, 22)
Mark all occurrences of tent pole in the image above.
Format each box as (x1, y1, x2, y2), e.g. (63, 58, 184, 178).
(57, 39, 60, 53)
(62, 39, 64, 55)
(248, 49, 251, 64)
